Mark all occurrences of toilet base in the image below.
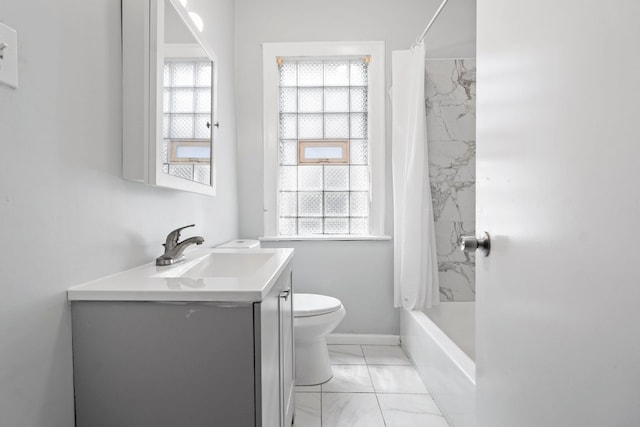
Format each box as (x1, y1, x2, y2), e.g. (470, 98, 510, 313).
(295, 337, 333, 385)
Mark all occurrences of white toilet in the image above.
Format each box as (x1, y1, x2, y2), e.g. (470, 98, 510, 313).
(293, 293, 346, 385)
(217, 240, 346, 386)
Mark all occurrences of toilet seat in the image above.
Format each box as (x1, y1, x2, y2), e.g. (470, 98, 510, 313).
(294, 294, 342, 317)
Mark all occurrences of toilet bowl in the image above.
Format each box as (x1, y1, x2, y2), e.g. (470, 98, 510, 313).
(216, 240, 346, 385)
(294, 293, 346, 385)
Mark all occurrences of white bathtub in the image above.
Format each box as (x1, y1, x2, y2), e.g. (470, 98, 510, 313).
(401, 302, 476, 427)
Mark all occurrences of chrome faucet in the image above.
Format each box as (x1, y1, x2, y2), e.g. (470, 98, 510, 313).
(156, 224, 205, 266)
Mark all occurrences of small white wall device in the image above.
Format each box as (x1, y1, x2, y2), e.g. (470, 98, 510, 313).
(0, 22, 18, 89)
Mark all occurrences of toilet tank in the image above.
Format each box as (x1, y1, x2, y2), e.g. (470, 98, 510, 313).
(216, 239, 260, 249)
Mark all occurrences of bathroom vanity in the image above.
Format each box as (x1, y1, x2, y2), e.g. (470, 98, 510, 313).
(68, 248, 295, 427)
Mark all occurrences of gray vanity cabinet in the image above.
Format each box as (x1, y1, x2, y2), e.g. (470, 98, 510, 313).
(71, 265, 294, 427)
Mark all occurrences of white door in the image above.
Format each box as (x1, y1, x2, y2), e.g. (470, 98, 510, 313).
(476, 1, 640, 426)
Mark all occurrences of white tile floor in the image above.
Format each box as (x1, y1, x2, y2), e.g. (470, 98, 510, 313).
(293, 345, 450, 427)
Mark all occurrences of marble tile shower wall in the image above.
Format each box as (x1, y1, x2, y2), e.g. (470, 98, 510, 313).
(425, 59, 476, 302)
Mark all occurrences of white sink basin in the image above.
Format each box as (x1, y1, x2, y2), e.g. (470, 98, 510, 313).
(67, 248, 294, 302)
(156, 252, 275, 278)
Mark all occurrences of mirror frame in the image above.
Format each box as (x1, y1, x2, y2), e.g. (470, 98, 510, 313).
(123, 0, 218, 196)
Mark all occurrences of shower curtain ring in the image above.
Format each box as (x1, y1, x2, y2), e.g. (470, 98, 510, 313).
(411, 36, 424, 51)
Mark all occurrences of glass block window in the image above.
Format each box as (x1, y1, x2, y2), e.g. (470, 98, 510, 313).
(162, 60, 212, 185)
(278, 59, 369, 235)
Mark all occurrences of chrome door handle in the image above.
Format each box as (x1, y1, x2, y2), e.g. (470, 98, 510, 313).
(458, 232, 491, 256)
(280, 289, 291, 300)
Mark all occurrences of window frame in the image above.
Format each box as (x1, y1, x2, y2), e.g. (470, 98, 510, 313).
(262, 41, 386, 238)
(168, 140, 211, 164)
(298, 140, 350, 164)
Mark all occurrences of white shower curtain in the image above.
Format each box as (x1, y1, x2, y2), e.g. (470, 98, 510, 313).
(391, 44, 440, 310)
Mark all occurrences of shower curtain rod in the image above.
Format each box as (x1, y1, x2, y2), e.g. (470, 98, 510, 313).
(412, 0, 449, 48)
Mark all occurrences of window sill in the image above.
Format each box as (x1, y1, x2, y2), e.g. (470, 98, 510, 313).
(259, 235, 392, 242)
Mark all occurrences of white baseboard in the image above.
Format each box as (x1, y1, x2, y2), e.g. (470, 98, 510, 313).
(327, 333, 400, 345)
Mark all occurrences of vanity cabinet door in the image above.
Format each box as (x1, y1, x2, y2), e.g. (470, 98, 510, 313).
(279, 271, 295, 426)
(71, 301, 257, 427)
(255, 264, 294, 427)
(256, 281, 281, 427)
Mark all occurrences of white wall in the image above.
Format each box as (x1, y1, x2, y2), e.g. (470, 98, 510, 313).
(235, 0, 476, 334)
(0, 0, 237, 425)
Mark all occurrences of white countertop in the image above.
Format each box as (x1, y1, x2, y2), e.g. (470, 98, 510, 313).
(67, 247, 294, 303)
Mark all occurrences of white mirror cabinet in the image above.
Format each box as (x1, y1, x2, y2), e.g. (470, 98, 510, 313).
(122, 0, 218, 195)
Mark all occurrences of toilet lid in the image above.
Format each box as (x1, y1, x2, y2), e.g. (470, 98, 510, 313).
(216, 239, 260, 249)
(294, 294, 342, 317)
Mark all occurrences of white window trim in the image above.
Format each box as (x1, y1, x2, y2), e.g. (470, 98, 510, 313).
(262, 41, 386, 237)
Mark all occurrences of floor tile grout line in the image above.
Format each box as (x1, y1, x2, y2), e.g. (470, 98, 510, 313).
(364, 353, 389, 426)
(363, 356, 378, 394)
(361, 343, 371, 365)
(370, 369, 388, 426)
(373, 391, 388, 427)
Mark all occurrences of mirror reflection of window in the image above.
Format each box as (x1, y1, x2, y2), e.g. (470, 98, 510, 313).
(161, 0, 213, 186)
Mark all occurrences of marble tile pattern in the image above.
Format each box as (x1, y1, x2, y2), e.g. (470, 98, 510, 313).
(425, 59, 477, 302)
(328, 344, 366, 365)
(293, 345, 450, 427)
(368, 365, 429, 394)
(321, 365, 374, 393)
(362, 345, 411, 366)
(293, 393, 321, 427)
(378, 394, 450, 427)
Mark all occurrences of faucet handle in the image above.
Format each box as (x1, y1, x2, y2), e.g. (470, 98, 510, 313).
(164, 224, 195, 249)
